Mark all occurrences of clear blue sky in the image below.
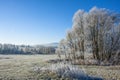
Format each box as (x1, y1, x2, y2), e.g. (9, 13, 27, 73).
(0, 0, 120, 45)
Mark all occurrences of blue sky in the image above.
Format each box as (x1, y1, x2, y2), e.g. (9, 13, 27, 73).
(0, 0, 120, 45)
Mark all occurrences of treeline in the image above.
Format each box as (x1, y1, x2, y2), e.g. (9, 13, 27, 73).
(56, 7, 120, 65)
(0, 44, 56, 54)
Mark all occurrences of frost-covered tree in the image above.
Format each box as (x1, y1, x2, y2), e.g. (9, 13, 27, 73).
(56, 7, 120, 65)
(86, 7, 120, 61)
(72, 10, 85, 60)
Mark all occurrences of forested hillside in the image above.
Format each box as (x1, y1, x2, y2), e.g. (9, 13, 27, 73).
(0, 43, 56, 54)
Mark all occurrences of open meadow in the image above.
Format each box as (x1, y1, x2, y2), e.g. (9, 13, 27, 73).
(0, 55, 119, 80)
(0, 54, 61, 80)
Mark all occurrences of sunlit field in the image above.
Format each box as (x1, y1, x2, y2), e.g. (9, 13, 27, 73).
(0, 54, 60, 79)
(0, 54, 119, 80)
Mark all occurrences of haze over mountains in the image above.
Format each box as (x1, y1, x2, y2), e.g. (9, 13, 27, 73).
(40, 42, 58, 47)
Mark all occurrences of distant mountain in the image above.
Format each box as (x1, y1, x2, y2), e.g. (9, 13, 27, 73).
(41, 42, 59, 47)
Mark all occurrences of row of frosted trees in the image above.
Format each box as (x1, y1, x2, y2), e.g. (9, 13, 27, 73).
(0, 44, 56, 54)
(56, 7, 120, 65)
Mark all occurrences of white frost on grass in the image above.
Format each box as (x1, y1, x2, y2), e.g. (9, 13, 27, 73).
(33, 63, 89, 79)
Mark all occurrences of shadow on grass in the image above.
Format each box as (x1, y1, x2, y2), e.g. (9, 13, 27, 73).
(87, 76, 103, 80)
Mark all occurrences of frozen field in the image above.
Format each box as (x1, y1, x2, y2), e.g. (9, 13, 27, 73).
(0, 54, 119, 80)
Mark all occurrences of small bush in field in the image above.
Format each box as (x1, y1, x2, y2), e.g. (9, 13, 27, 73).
(32, 63, 103, 80)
